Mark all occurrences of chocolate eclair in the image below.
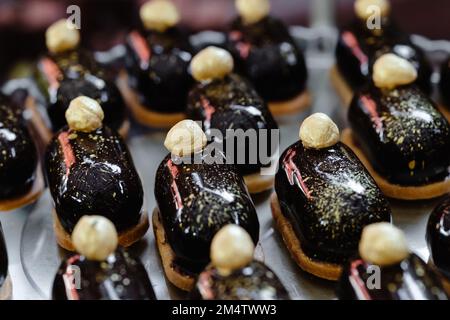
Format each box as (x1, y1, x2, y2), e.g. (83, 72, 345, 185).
(119, 0, 193, 128)
(153, 120, 260, 291)
(439, 56, 450, 122)
(0, 223, 11, 300)
(53, 216, 156, 300)
(271, 113, 391, 280)
(331, 0, 432, 106)
(342, 54, 450, 200)
(337, 223, 449, 300)
(31, 20, 128, 144)
(186, 46, 278, 193)
(190, 225, 289, 300)
(227, 0, 309, 116)
(45, 96, 148, 251)
(426, 196, 450, 293)
(0, 93, 43, 211)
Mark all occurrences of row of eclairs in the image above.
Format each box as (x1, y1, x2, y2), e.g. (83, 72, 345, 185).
(0, 0, 450, 300)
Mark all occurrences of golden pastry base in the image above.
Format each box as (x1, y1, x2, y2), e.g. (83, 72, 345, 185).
(0, 163, 44, 211)
(268, 90, 311, 116)
(52, 209, 149, 251)
(0, 274, 12, 300)
(329, 65, 354, 108)
(117, 71, 186, 129)
(437, 104, 450, 123)
(244, 172, 274, 194)
(152, 208, 195, 291)
(341, 128, 450, 200)
(270, 193, 342, 281)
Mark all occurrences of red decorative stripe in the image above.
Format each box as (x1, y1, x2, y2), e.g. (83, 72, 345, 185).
(63, 255, 80, 300)
(361, 95, 383, 134)
(200, 96, 215, 129)
(167, 159, 184, 210)
(40, 57, 61, 91)
(58, 131, 76, 176)
(349, 259, 372, 300)
(130, 31, 151, 69)
(283, 149, 312, 199)
(229, 30, 251, 59)
(342, 31, 368, 66)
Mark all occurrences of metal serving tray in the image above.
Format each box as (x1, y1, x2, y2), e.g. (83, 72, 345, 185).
(1, 26, 449, 300)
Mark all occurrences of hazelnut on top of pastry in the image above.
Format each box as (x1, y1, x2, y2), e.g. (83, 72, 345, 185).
(164, 119, 207, 157)
(140, 0, 180, 32)
(65, 96, 105, 133)
(46, 19, 80, 54)
(373, 53, 418, 90)
(354, 0, 391, 20)
(72, 215, 119, 261)
(299, 113, 340, 149)
(210, 225, 255, 276)
(235, 0, 271, 25)
(359, 222, 410, 266)
(190, 46, 234, 82)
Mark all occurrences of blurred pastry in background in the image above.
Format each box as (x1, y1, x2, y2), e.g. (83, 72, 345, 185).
(439, 56, 450, 121)
(30, 19, 129, 144)
(0, 222, 11, 300)
(0, 93, 43, 211)
(331, 0, 432, 106)
(186, 46, 278, 194)
(45, 97, 148, 251)
(271, 113, 391, 280)
(154, 120, 260, 291)
(426, 196, 450, 294)
(227, 0, 309, 116)
(119, 0, 193, 129)
(342, 53, 450, 200)
(337, 223, 449, 300)
(190, 225, 289, 300)
(53, 216, 156, 300)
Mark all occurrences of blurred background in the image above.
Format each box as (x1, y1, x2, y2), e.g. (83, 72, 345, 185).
(0, 0, 449, 80)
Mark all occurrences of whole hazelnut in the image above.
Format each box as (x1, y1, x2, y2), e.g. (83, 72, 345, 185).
(299, 113, 340, 149)
(190, 46, 234, 82)
(46, 19, 80, 54)
(140, 0, 180, 32)
(354, 0, 390, 20)
(235, 0, 271, 25)
(373, 53, 417, 90)
(65, 96, 104, 133)
(164, 120, 207, 157)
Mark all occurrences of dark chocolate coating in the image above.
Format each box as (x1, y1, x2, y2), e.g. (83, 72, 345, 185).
(0, 223, 7, 289)
(155, 153, 259, 274)
(35, 49, 126, 132)
(52, 248, 156, 300)
(0, 94, 38, 199)
(427, 196, 450, 279)
(349, 84, 450, 186)
(186, 74, 278, 176)
(125, 28, 193, 113)
(227, 16, 307, 102)
(337, 254, 449, 300)
(440, 56, 450, 107)
(45, 126, 143, 234)
(190, 261, 290, 300)
(275, 141, 391, 264)
(336, 19, 432, 94)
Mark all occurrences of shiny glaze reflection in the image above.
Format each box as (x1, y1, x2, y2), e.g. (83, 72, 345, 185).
(336, 19, 432, 93)
(427, 196, 450, 279)
(0, 95, 38, 199)
(337, 254, 449, 300)
(0, 223, 7, 289)
(155, 153, 259, 274)
(52, 248, 156, 300)
(275, 141, 391, 264)
(228, 16, 307, 101)
(35, 49, 126, 132)
(125, 28, 193, 113)
(440, 56, 450, 107)
(190, 261, 290, 300)
(187, 74, 278, 176)
(45, 126, 143, 233)
(349, 84, 450, 186)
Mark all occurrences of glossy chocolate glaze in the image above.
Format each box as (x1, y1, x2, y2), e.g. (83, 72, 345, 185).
(35, 49, 126, 132)
(0, 223, 7, 289)
(45, 126, 143, 234)
(427, 196, 450, 279)
(0, 94, 38, 199)
(190, 261, 289, 300)
(155, 153, 259, 274)
(440, 56, 450, 107)
(53, 248, 156, 300)
(337, 254, 449, 300)
(336, 19, 432, 94)
(349, 83, 450, 186)
(275, 141, 391, 264)
(227, 17, 307, 102)
(125, 27, 193, 113)
(186, 74, 278, 176)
